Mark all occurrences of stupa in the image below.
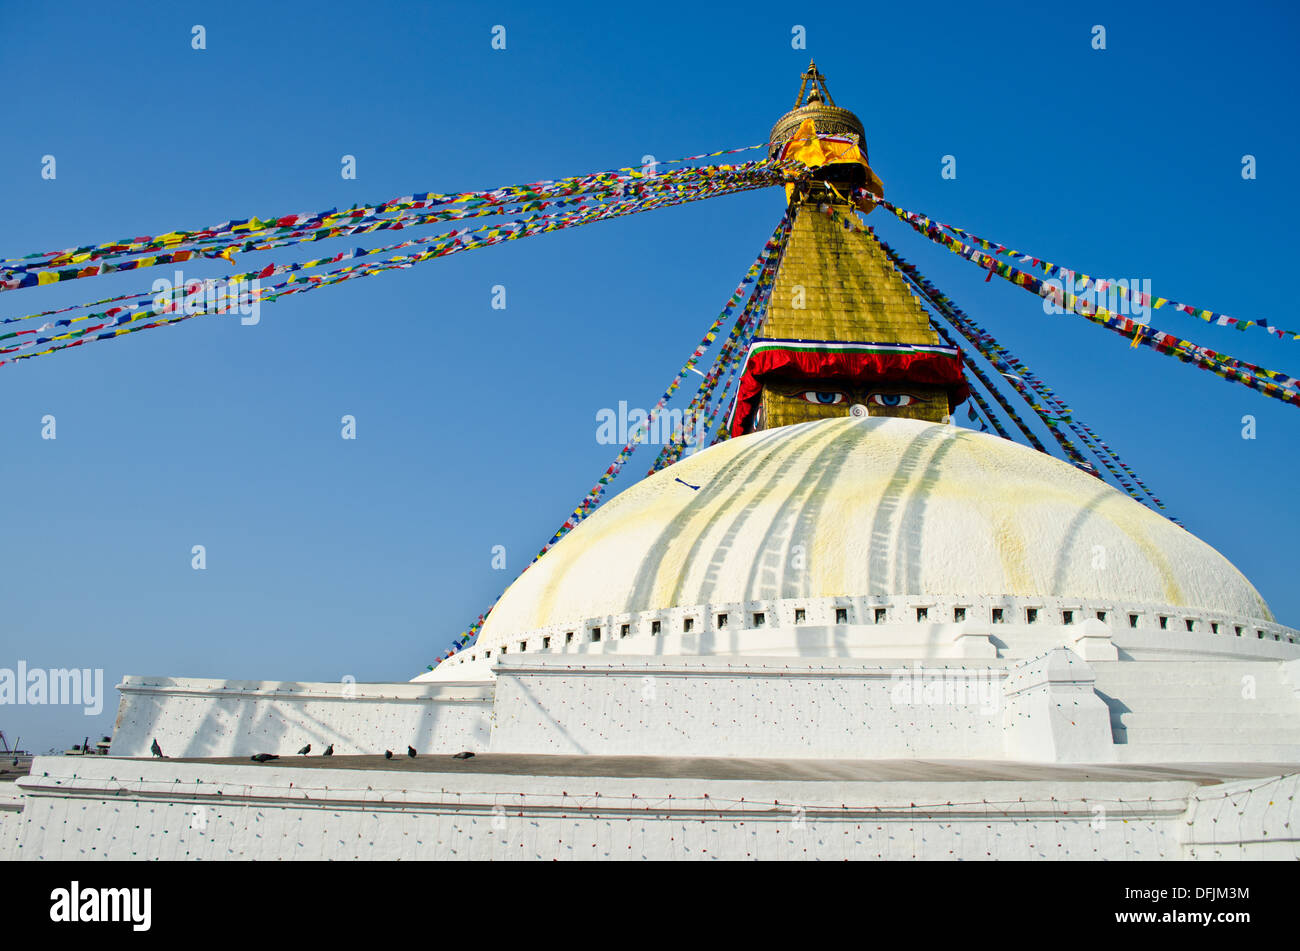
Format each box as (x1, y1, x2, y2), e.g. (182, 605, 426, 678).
(4, 63, 1298, 862)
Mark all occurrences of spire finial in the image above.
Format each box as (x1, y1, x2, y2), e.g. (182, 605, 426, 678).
(794, 59, 834, 108)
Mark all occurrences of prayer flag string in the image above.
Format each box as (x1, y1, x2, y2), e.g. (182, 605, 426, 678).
(880, 202, 1300, 343)
(2, 173, 778, 365)
(857, 190, 1300, 410)
(0, 145, 774, 278)
(428, 214, 794, 668)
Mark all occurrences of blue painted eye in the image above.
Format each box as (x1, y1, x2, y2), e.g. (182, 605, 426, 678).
(801, 391, 845, 405)
(869, 393, 920, 407)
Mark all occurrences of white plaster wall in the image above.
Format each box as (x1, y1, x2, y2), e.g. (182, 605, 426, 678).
(13, 757, 1193, 861)
(1092, 661, 1300, 763)
(1002, 649, 1116, 763)
(0, 784, 24, 861)
(110, 677, 492, 758)
(1183, 773, 1300, 859)
(111, 657, 1300, 769)
(488, 655, 1300, 764)
(488, 656, 1006, 759)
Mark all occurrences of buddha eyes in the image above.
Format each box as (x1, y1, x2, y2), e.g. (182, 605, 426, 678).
(869, 393, 922, 407)
(800, 391, 845, 405)
(794, 391, 926, 407)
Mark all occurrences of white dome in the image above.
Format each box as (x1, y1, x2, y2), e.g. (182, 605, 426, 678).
(456, 417, 1273, 657)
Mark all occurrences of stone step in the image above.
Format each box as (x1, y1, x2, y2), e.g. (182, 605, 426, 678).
(1113, 726, 1300, 745)
(1094, 685, 1297, 703)
(1093, 664, 1290, 683)
(1104, 692, 1297, 706)
(1094, 671, 1292, 686)
(1113, 743, 1300, 763)
(1107, 708, 1297, 726)
(1099, 694, 1294, 708)
(1100, 699, 1296, 714)
(1095, 681, 1292, 697)
(1110, 713, 1300, 730)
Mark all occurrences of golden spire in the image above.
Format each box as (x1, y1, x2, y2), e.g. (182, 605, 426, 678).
(726, 65, 969, 435)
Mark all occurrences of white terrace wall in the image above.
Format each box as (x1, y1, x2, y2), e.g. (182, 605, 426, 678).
(488, 652, 1300, 764)
(1183, 772, 1300, 860)
(488, 655, 1013, 759)
(109, 655, 1300, 766)
(0, 784, 24, 861)
(1092, 660, 1300, 763)
(109, 676, 493, 759)
(13, 757, 1196, 861)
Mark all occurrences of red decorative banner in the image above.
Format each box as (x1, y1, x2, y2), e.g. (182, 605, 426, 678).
(729, 339, 969, 436)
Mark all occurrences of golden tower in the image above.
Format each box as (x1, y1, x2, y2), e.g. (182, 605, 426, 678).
(731, 61, 969, 435)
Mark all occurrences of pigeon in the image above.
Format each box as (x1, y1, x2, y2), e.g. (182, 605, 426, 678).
(150, 739, 163, 758)
(452, 751, 475, 760)
(322, 744, 333, 756)
(297, 744, 311, 755)
(250, 753, 278, 763)
(384, 750, 393, 760)
(407, 746, 417, 758)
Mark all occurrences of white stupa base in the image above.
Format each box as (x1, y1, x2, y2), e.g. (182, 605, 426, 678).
(107, 676, 493, 759)
(7, 650, 1297, 860)
(106, 652, 1300, 766)
(7, 755, 1297, 861)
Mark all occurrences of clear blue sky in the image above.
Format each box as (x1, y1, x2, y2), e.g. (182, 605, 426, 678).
(2, 1, 1297, 751)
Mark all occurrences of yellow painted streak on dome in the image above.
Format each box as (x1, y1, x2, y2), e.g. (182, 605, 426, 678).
(778, 424, 872, 600)
(957, 434, 1206, 607)
(476, 418, 1273, 638)
(1093, 491, 1185, 606)
(661, 422, 849, 608)
(946, 433, 1064, 597)
(944, 433, 1183, 602)
(989, 509, 1033, 597)
(525, 496, 673, 629)
(823, 426, 1030, 597)
(922, 432, 1027, 596)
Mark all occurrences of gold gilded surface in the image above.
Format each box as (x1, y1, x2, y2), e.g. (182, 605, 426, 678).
(750, 206, 951, 429)
(768, 59, 868, 159)
(764, 209, 939, 344)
